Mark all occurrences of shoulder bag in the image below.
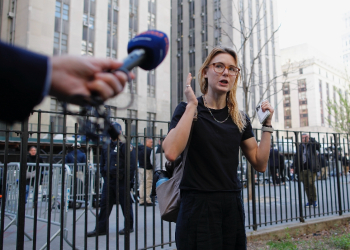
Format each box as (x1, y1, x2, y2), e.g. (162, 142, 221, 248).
(156, 111, 197, 222)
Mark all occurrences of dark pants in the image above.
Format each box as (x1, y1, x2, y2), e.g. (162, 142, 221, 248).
(97, 177, 133, 231)
(300, 169, 317, 203)
(269, 166, 285, 185)
(176, 191, 246, 250)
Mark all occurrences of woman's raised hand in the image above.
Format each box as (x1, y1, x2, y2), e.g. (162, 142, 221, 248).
(184, 73, 198, 107)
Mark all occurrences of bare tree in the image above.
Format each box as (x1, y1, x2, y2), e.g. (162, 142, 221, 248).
(211, 0, 301, 199)
(326, 72, 350, 134)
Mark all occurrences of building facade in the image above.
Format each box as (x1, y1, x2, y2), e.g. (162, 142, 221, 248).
(342, 11, 350, 68)
(281, 44, 348, 133)
(0, 0, 171, 136)
(170, 0, 284, 129)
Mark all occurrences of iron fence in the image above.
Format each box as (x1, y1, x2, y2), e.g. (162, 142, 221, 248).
(0, 110, 349, 249)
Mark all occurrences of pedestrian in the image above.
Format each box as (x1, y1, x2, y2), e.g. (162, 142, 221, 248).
(342, 153, 349, 175)
(87, 123, 136, 236)
(163, 46, 274, 249)
(268, 144, 285, 185)
(26, 146, 43, 203)
(65, 142, 86, 164)
(292, 134, 320, 207)
(138, 138, 154, 206)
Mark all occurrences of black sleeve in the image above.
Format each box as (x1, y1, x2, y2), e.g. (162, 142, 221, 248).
(0, 41, 48, 123)
(241, 114, 255, 141)
(168, 102, 187, 132)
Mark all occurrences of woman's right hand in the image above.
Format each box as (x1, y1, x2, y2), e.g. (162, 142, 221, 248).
(184, 73, 198, 107)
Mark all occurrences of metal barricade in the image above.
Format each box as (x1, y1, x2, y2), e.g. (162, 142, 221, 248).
(0, 163, 73, 250)
(65, 163, 104, 220)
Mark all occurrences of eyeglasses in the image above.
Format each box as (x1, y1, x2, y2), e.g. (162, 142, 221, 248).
(208, 62, 240, 76)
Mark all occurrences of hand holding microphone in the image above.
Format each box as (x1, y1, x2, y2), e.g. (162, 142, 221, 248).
(66, 30, 169, 106)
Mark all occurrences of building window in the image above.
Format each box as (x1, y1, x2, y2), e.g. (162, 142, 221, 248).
(55, 1, 61, 18)
(129, 0, 138, 40)
(106, 47, 116, 58)
(147, 70, 156, 98)
(104, 105, 117, 119)
(50, 98, 64, 133)
(147, 112, 156, 137)
(213, 0, 221, 46)
(319, 80, 324, 125)
(127, 109, 137, 141)
(299, 68, 303, 74)
(60, 33, 68, 54)
(298, 79, 308, 127)
(54, 1, 69, 55)
(62, 4, 69, 20)
(81, 40, 93, 56)
(54, 32, 59, 50)
(125, 69, 137, 94)
(283, 82, 292, 128)
(107, 0, 118, 59)
(147, 0, 156, 30)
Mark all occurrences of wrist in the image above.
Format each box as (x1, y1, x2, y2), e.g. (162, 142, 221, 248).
(186, 102, 198, 110)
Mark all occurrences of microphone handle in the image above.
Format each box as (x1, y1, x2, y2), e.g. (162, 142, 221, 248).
(117, 48, 146, 72)
(69, 48, 146, 106)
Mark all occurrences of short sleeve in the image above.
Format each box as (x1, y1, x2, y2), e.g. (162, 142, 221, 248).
(241, 114, 255, 141)
(168, 102, 187, 132)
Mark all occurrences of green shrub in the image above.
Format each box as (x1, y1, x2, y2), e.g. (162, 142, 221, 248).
(330, 233, 350, 250)
(267, 241, 297, 250)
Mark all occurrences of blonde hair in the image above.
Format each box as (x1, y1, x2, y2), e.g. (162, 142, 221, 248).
(198, 47, 246, 132)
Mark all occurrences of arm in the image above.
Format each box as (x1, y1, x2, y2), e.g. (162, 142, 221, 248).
(240, 100, 274, 172)
(0, 42, 48, 123)
(163, 73, 198, 162)
(0, 41, 133, 123)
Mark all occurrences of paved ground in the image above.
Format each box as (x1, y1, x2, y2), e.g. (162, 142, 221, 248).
(2, 174, 350, 249)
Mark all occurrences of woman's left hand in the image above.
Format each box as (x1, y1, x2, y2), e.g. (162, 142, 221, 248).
(261, 100, 274, 126)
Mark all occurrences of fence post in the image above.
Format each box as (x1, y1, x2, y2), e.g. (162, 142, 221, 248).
(251, 130, 258, 231)
(294, 132, 305, 223)
(333, 134, 343, 215)
(16, 118, 29, 250)
(124, 118, 132, 250)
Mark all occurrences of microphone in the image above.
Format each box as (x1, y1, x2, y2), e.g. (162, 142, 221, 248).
(119, 29, 169, 72)
(72, 30, 169, 107)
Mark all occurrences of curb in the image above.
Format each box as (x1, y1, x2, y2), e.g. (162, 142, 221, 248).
(247, 214, 350, 241)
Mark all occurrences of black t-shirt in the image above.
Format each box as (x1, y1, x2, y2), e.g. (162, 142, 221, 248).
(169, 96, 254, 192)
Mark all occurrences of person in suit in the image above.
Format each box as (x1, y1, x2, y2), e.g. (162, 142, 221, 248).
(291, 134, 320, 207)
(87, 123, 136, 236)
(0, 41, 131, 123)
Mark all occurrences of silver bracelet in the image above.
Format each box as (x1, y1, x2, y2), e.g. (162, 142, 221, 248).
(262, 126, 274, 133)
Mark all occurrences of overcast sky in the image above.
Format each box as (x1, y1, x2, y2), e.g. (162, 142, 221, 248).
(277, 0, 350, 61)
